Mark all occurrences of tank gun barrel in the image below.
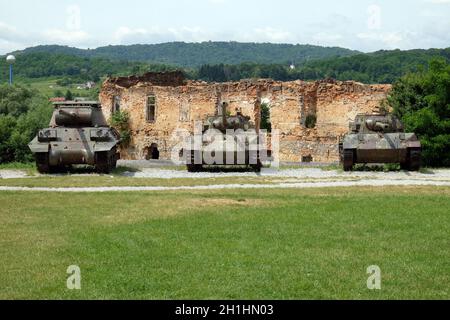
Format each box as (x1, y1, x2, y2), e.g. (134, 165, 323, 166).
(59, 109, 78, 118)
(374, 122, 390, 131)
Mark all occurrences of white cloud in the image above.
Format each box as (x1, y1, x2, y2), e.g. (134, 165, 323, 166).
(357, 32, 404, 47)
(236, 27, 295, 43)
(0, 22, 25, 42)
(114, 26, 214, 44)
(312, 32, 343, 45)
(0, 21, 30, 53)
(41, 29, 91, 44)
(253, 28, 293, 42)
(66, 5, 82, 31)
(426, 0, 450, 4)
(0, 18, 95, 53)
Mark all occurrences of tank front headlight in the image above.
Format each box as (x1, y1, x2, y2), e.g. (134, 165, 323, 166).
(37, 129, 57, 142)
(90, 129, 108, 141)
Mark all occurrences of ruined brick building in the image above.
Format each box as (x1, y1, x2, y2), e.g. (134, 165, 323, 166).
(99, 72, 391, 163)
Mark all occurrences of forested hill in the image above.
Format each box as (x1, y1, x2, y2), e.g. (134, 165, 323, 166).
(298, 48, 450, 83)
(11, 42, 359, 67)
(1, 44, 449, 85)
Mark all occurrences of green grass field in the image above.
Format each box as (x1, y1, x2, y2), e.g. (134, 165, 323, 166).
(17, 78, 96, 98)
(1, 186, 449, 299)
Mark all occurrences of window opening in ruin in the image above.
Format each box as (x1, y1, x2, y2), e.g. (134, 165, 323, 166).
(260, 102, 272, 132)
(302, 155, 313, 163)
(146, 143, 160, 160)
(305, 114, 317, 129)
(146, 95, 156, 122)
(113, 96, 121, 113)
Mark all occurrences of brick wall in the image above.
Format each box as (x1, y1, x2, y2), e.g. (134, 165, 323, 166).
(100, 74, 390, 163)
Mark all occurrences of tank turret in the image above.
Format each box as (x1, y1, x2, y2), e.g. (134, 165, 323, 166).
(203, 102, 252, 132)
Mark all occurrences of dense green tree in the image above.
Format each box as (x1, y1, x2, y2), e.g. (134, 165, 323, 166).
(12, 42, 358, 67)
(260, 103, 271, 132)
(389, 59, 450, 167)
(65, 90, 73, 100)
(0, 84, 52, 163)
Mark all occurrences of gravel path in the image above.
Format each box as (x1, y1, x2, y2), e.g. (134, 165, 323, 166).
(0, 179, 449, 193)
(1, 166, 450, 192)
(123, 167, 450, 181)
(0, 170, 28, 179)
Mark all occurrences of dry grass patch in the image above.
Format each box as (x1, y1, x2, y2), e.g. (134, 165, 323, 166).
(97, 197, 275, 225)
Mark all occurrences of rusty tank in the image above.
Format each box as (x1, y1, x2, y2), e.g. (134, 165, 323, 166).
(185, 102, 265, 172)
(29, 100, 120, 173)
(339, 113, 421, 171)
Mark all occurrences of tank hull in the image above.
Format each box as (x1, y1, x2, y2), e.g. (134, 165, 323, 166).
(340, 132, 421, 171)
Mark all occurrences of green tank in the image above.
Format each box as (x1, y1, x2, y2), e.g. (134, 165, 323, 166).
(339, 113, 421, 171)
(186, 102, 263, 172)
(28, 100, 121, 173)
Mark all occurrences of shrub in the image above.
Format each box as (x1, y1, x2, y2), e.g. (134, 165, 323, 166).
(305, 114, 317, 129)
(110, 111, 131, 147)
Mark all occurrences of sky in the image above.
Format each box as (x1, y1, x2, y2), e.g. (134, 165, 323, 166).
(0, 0, 449, 54)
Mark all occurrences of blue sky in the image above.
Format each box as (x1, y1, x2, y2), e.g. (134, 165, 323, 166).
(0, 0, 449, 54)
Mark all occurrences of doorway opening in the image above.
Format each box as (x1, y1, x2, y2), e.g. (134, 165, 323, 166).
(146, 143, 160, 160)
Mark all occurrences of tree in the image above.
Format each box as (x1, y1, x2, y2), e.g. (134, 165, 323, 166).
(388, 59, 450, 167)
(0, 84, 52, 163)
(260, 103, 272, 132)
(65, 90, 74, 101)
(53, 89, 64, 97)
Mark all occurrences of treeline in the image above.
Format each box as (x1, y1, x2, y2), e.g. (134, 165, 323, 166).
(2, 47, 448, 86)
(15, 42, 358, 67)
(197, 48, 450, 83)
(0, 53, 178, 83)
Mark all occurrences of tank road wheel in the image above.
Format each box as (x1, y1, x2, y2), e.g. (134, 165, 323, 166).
(400, 161, 408, 171)
(95, 152, 111, 174)
(343, 149, 355, 172)
(110, 148, 118, 171)
(187, 164, 203, 172)
(251, 159, 263, 173)
(186, 151, 203, 172)
(407, 148, 421, 171)
(35, 153, 50, 174)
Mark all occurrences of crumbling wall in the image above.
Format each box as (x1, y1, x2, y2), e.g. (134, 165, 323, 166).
(107, 71, 186, 89)
(100, 74, 391, 163)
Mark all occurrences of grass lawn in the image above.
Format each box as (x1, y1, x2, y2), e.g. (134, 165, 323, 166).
(0, 186, 449, 299)
(17, 78, 96, 98)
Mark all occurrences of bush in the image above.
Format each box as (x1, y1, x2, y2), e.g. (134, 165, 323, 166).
(389, 59, 450, 167)
(305, 114, 317, 129)
(110, 111, 131, 147)
(260, 103, 272, 132)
